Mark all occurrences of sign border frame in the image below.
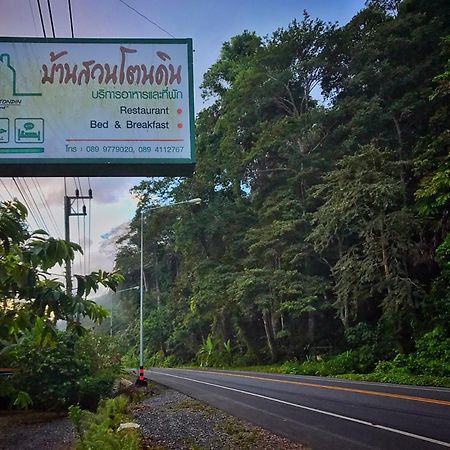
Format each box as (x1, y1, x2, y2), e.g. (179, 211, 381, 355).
(0, 37, 196, 176)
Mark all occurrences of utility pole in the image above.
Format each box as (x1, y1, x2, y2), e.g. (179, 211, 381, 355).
(135, 198, 201, 386)
(64, 188, 93, 295)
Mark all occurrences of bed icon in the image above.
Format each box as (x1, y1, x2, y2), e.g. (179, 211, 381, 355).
(15, 118, 44, 143)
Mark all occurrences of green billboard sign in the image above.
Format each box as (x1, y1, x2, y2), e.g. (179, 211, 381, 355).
(0, 38, 195, 176)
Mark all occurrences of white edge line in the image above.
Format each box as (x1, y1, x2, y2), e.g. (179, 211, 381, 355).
(152, 370, 450, 448)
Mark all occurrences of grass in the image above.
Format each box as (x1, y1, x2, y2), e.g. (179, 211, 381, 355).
(333, 372, 450, 387)
(173, 399, 216, 414)
(215, 417, 260, 449)
(178, 363, 450, 388)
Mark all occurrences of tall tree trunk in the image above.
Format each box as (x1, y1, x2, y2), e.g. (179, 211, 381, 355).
(154, 256, 161, 309)
(337, 235, 350, 330)
(262, 309, 277, 360)
(307, 311, 316, 343)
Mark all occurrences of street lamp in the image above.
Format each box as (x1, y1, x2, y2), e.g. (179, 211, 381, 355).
(136, 197, 201, 386)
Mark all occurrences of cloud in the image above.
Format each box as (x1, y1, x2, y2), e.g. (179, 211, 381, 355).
(0, 176, 140, 274)
(89, 177, 143, 204)
(32, 177, 142, 206)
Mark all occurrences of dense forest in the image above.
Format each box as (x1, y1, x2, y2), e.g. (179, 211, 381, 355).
(110, 0, 450, 376)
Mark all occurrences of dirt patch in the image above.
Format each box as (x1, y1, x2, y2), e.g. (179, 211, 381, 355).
(0, 410, 74, 450)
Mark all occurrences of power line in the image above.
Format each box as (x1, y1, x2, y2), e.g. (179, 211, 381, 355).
(77, 210, 82, 273)
(76, 177, 88, 274)
(12, 178, 40, 230)
(46, 0, 56, 38)
(28, 0, 39, 36)
(1, 179, 33, 230)
(83, 203, 87, 274)
(87, 178, 92, 273)
(0, 179, 14, 199)
(118, 0, 176, 38)
(67, 0, 75, 38)
(22, 178, 50, 233)
(32, 178, 62, 237)
(36, 0, 47, 37)
(17, 178, 45, 231)
(74, 177, 85, 273)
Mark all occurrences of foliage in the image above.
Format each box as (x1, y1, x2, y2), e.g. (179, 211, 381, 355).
(8, 330, 121, 410)
(375, 327, 450, 377)
(282, 350, 378, 376)
(0, 199, 124, 409)
(69, 395, 140, 450)
(111, 0, 450, 379)
(281, 327, 450, 384)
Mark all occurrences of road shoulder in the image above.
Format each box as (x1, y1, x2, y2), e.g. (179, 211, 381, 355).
(132, 384, 306, 450)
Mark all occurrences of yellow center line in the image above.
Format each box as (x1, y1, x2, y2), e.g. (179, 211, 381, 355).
(193, 370, 450, 407)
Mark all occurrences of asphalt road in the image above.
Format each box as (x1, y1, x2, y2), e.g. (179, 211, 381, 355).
(144, 368, 450, 450)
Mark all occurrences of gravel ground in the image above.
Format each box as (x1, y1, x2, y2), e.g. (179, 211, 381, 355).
(0, 411, 74, 450)
(132, 386, 306, 450)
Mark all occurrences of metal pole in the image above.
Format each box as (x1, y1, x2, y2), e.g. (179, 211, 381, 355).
(138, 208, 145, 384)
(64, 195, 72, 295)
(110, 294, 113, 337)
(64, 189, 92, 297)
(135, 198, 200, 385)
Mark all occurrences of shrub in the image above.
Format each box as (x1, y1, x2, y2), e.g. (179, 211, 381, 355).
(77, 370, 119, 410)
(10, 330, 122, 410)
(374, 327, 450, 377)
(281, 349, 378, 377)
(69, 395, 140, 450)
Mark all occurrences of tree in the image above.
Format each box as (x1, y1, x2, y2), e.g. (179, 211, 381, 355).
(309, 145, 424, 350)
(0, 199, 122, 351)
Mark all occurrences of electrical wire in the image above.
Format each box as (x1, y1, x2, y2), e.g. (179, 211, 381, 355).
(87, 178, 92, 273)
(77, 214, 82, 273)
(12, 178, 40, 230)
(76, 179, 85, 275)
(83, 206, 87, 274)
(28, 0, 39, 36)
(32, 178, 62, 237)
(0, 179, 14, 199)
(67, 0, 74, 38)
(21, 178, 50, 233)
(118, 0, 176, 38)
(32, 178, 60, 235)
(46, 0, 56, 38)
(18, 178, 47, 231)
(76, 177, 87, 275)
(36, 0, 47, 37)
(1, 179, 33, 230)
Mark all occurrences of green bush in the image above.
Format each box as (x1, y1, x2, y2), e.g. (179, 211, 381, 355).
(281, 327, 450, 386)
(281, 349, 378, 377)
(9, 331, 121, 410)
(77, 370, 119, 410)
(121, 349, 139, 369)
(374, 327, 450, 377)
(69, 395, 140, 450)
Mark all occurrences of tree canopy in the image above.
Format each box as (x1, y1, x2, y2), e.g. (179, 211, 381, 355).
(113, 0, 450, 367)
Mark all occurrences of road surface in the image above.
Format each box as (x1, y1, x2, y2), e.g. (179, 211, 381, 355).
(144, 368, 450, 450)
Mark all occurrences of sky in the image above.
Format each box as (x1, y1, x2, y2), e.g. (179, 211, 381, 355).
(0, 0, 366, 282)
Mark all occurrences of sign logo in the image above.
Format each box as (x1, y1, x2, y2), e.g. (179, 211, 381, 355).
(0, 53, 42, 98)
(15, 119, 44, 143)
(0, 118, 9, 143)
